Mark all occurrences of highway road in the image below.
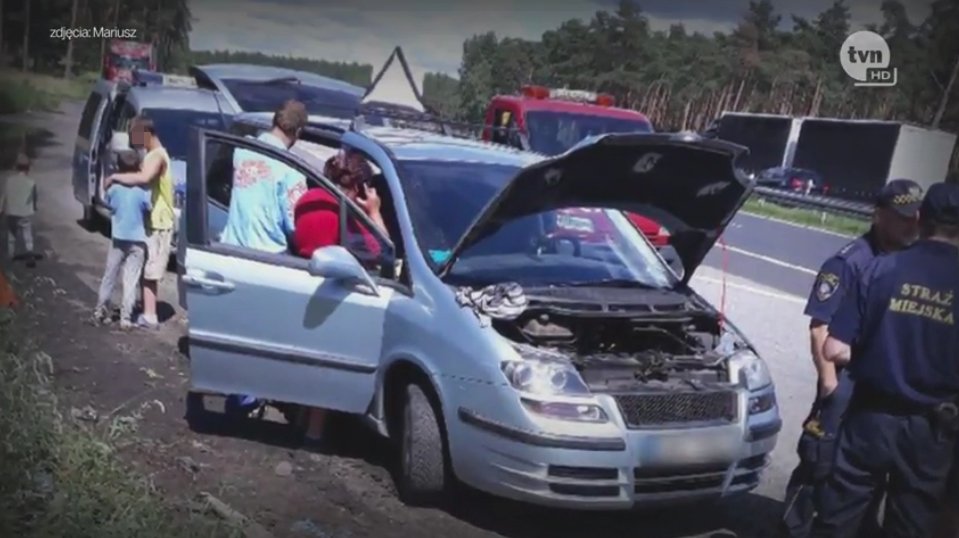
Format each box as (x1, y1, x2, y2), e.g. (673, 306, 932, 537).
(703, 212, 854, 299)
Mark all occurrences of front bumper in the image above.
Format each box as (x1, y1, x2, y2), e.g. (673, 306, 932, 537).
(449, 386, 781, 510)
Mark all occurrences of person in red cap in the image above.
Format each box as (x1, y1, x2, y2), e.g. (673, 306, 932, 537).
(289, 149, 389, 450)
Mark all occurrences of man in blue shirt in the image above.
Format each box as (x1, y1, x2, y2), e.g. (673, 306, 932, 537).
(220, 99, 308, 252)
(782, 179, 922, 537)
(94, 150, 152, 329)
(219, 99, 308, 416)
(812, 182, 959, 538)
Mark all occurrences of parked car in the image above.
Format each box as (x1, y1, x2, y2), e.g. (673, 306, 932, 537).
(189, 63, 365, 124)
(72, 73, 231, 241)
(756, 167, 829, 195)
(179, 123, 781, 510)
(74, 65, 370, 248)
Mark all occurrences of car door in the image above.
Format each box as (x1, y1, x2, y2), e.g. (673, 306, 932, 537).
(182, 128, 395, 413)
(72, 87, 109, 207)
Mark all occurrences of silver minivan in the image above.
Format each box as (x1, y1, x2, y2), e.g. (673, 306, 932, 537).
(180, 118, 782, 510)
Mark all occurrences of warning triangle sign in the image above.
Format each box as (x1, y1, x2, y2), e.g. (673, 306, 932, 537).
(362, 46, 427, 113)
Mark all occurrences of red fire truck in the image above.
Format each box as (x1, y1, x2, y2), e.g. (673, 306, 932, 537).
(103, 40, 156, 83)
(480, 85, 670, 247)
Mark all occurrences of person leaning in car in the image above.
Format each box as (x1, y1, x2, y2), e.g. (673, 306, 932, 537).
(218, 99, 309, 419)
(781, 179, 923, 538)
(289, 149, 389, 452)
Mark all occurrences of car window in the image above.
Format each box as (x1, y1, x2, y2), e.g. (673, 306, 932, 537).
(114, 101, 137, 134)
(490, 109, 516, 146)
(201, 137, 394, 276)
(78, 93, 103, 138)
(142, 108, 226, 160)
(525, 110, 653, 156)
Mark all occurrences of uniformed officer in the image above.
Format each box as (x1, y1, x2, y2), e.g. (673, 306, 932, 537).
(811, 181, 959, 538)
(781, 179, 923, 537)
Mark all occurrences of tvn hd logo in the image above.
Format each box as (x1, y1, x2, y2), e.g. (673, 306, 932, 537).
(840, 30, 898, 87)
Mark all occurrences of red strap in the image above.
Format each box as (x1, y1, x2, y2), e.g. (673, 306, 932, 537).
(718, 234, 728, 330)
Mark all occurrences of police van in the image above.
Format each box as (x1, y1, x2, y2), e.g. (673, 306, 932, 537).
(71, 71, 233, 244)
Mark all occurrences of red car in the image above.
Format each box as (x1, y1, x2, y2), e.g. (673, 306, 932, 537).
(553, 208, 670, 247)
(626, 213, 670, 247)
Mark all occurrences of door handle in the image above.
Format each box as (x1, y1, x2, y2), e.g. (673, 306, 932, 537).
(182, 273, 235, 291)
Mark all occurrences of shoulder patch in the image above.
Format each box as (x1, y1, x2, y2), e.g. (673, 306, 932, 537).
(815, 272, 840, 302)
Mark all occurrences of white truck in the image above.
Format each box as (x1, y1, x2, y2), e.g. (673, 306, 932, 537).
(712, 112, 957, 200)
(790, 118, 957, 199)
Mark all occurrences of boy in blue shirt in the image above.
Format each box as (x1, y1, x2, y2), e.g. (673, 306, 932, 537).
(94, 150, 152, 329)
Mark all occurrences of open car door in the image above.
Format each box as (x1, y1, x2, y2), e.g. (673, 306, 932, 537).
(182, 127, 396, 413)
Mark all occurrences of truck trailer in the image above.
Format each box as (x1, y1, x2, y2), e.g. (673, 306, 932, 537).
(790, 119, 957, 201)
(712, 112, 801, 174)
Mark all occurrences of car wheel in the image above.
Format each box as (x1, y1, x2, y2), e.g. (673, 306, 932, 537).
(397, 383, 449, 506)
(184, 391, 212, 432)
(82, 203, 100, 228)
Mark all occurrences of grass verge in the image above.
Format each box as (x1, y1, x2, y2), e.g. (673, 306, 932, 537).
(743, 197, 870, 236)
(0, 70, 97, 114)
(0, 287, 239, 538)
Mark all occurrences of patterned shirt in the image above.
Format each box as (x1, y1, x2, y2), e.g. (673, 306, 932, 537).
(220, 132, 307, 253)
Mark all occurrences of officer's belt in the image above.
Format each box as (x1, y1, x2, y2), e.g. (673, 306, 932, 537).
(851, 386, 940, 416)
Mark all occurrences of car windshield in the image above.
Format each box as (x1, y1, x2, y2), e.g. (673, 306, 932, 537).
(525, 110, 653, 156)
(221, 78, 360, 119)
(142, 108, 225, 160)
(398, 160, 676, 290)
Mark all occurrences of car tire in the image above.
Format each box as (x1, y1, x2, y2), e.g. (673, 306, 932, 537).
(397, 383, 449, 506)
(184, 391, 212, 433)
(82, 203, 100, 229)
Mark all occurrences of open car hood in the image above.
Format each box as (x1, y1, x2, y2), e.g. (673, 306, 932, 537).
(438, 133, 753, 283)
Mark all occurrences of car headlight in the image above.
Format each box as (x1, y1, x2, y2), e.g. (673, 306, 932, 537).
(521, 398, 608, 423)
(728, 350, 773, 391)
(501, 359, 590, 396)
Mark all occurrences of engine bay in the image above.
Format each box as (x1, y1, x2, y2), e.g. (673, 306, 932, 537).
(493, 307, 737, 393)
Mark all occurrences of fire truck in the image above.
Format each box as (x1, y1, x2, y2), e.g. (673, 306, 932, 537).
(480, 85, 670, 247)
(102, 39, 156, 83)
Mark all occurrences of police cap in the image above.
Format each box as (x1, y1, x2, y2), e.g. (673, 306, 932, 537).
(919, 182, 959, 226)
(875, 179, 923, 217)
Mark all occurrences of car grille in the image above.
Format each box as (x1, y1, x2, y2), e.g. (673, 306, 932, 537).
(614, 391, 738, 428)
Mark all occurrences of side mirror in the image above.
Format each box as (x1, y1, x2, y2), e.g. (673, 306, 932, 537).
(308, 245, 379, 295)
(658, 244, 686, 281)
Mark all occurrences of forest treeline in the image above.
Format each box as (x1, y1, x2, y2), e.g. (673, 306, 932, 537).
(422, 0, 959, 137)
(3, 0, 956, 141)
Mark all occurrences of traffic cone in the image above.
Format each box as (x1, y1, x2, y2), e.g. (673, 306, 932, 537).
(0, 271, 19, 309)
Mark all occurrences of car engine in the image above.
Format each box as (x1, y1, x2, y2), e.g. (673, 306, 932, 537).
(493, 307, 735, 393)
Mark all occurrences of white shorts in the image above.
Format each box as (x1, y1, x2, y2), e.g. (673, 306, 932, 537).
(144, 228, 173, 281)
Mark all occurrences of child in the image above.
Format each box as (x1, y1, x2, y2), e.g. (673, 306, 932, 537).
(1, 153, 38, 268)
(94, 150, 152, 328)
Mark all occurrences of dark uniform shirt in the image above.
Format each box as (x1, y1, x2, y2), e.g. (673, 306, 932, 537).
(805, 229, 881, 325)
(830, 239, 959, 406)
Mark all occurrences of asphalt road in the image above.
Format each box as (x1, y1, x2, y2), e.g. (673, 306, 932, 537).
(703, 212, 853, 299)
(5, 100, 833, 537)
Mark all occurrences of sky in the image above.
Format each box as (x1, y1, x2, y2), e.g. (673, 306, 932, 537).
(189, 0, 934, 88)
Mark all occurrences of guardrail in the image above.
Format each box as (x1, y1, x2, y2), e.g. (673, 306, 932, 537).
(751, 186, 872, 220)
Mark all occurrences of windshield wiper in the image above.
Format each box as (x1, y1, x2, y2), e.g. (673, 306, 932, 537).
(552, 279, 666, 289)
